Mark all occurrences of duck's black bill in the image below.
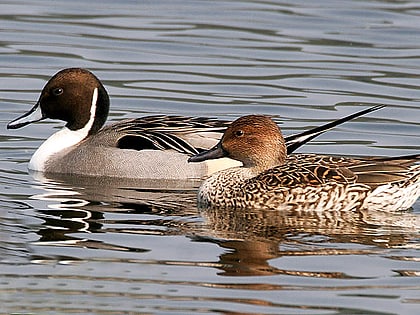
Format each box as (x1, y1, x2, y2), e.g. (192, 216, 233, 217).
(188, 142, 227, 163)
(7, 102, 44, 129)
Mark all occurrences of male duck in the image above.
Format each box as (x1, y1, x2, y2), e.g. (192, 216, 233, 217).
(7, 68, 384, 179)
(189, 115, 420, 211)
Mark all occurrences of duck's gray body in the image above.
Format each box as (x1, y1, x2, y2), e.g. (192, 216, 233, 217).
(7, 68, 386, 180)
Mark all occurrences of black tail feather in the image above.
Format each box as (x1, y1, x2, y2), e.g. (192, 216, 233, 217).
(285, 104, 386, 154)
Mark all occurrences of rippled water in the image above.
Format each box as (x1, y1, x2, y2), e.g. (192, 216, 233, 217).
(1, 0, 419, 314)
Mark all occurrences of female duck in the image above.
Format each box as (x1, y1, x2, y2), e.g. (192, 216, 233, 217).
(189, 115, 420, 211)
(7, 68, 383, 179)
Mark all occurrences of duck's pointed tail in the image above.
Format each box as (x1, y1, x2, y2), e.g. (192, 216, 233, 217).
(285, 104, 386, 154)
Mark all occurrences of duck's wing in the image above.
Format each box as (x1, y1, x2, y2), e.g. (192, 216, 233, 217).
(119, 115, 229, 131)
(255, 155, 358, 188)
(105, 115, 228, 155)
(260, 154, 419, 189)
(284, 104, 386, 154)
(104, 105, 385, 155)
(310, 154, 420, 187)
(346, 155, 420, 188)
(135, 115, 228, 150)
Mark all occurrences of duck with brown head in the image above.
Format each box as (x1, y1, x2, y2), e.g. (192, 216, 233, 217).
(190, 115, 287, 173)
(189, 115, 420, 211)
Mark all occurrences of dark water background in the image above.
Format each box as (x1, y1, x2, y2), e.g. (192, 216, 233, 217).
(1, 1, 419, 314)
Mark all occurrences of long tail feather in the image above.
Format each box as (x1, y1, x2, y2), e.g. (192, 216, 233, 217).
(285, 104, 386, 154)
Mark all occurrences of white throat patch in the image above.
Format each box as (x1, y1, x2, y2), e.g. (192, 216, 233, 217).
(29, 88, 98, 171)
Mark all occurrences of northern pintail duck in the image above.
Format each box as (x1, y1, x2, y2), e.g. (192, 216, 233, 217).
(189, 115, 420, 211)
(7, 68, 384, 179)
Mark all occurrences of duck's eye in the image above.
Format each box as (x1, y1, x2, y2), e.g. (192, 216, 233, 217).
(52, 87, 63, 96)
(235, 130, 244, 137)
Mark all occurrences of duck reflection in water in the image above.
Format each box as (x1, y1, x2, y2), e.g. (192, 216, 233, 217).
(196, 205, 419, 276)
(29, 172, 199, 254)
(26, 171, 419, 276)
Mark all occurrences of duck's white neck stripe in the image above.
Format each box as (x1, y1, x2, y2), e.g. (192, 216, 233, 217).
(86, 87, 98, 133)
(29, 88, 98, 171)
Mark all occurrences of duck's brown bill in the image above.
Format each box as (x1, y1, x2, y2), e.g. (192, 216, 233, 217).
(188, 142, 228, 163)
(7, 102, 44, 129)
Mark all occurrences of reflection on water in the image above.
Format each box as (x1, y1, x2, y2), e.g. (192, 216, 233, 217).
(26, 172, 420, 276)
(200, 206, 419, 277)
(28, 172, 200, 253)
(2, 173, 417, 313)
(2, 170, 419, 314)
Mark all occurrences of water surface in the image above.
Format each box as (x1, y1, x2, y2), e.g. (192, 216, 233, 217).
(1, 1, 419, 314)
